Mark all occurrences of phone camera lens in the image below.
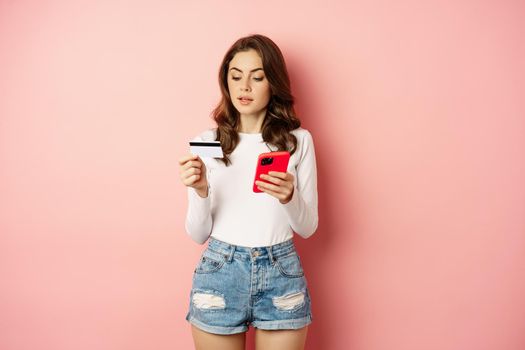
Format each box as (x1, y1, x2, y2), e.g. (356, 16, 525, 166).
(261, 157, 273, 166)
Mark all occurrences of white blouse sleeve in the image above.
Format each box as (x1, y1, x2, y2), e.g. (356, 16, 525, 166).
(184, 135, 213, 245)
(281, 130, 319, 238)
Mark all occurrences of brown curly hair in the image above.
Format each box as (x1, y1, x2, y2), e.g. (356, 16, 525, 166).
(211, 34, 301, 166)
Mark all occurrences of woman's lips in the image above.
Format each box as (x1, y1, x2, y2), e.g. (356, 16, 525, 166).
(238, 97, 253, 105)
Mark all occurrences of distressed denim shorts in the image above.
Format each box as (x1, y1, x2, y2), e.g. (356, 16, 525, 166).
(185, 237, 313, 335)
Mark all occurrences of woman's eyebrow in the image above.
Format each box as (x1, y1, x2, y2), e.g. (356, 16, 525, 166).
(229, 67, 263, 73)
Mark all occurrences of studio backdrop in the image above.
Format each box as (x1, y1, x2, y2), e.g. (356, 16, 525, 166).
(1, 1, 524, 350)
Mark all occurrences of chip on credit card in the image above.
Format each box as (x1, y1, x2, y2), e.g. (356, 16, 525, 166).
(189, 141, 224, 158)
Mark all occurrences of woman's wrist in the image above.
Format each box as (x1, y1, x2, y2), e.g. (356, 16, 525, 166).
(194, 184, 209, 198)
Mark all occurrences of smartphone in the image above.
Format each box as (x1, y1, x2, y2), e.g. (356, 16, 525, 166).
(253, 151, 290, 193)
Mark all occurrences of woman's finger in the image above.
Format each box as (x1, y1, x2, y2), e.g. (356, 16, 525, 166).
(268, 171, 293, 181)
(256, 180, 285, 194)
(178, 154, 198, 165)
(181, 167, 201, 180)
(259, 174, 284, 186)
(182, 174, 200, 186)
(180, 158, 203, 172)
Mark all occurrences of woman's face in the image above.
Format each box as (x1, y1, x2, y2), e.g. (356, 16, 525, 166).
(227, 49, 271, 119)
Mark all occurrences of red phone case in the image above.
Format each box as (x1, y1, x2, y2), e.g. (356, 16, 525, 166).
(253, 151, 290, 193)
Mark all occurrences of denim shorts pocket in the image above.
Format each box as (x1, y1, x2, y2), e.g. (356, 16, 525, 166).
(194, 248, 226, 274)
(275, 252, 304, 278)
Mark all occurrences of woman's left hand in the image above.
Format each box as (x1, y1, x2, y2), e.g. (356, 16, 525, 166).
(255, 171, 295, 204)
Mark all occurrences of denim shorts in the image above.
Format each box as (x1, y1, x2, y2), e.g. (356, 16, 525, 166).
(185, 237, 313, 335)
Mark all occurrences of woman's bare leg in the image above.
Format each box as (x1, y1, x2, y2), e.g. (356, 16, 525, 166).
(254, 326, 308, 350)
(191, 324, 246, 350)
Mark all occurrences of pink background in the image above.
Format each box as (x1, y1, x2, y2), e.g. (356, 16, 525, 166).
(1, 1, 524, 349)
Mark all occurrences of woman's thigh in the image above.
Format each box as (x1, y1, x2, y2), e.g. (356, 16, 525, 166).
(255, 326, 308, 350)
(191, 324, 246, 350)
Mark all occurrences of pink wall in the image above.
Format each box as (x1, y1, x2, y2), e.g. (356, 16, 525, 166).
(1, 1, 524, 349)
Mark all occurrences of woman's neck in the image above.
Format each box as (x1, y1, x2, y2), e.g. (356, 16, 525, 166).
(238, 112, 266, 133)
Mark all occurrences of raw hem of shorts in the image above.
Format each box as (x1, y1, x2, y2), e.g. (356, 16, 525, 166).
(252, 315, 312, 330)
(186, 316, 248, 335)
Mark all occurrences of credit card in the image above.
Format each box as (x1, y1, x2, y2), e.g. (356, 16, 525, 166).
(189, 141, 224, 158)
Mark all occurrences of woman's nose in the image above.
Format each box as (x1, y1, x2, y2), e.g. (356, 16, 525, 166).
(241, 79, 250, 91)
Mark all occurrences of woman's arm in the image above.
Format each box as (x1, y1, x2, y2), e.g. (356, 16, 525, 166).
(185, 182, 212, 244)
(181, 134, 213, 244)
(281, 130, 319, 238)
(256, 130, 319, 238)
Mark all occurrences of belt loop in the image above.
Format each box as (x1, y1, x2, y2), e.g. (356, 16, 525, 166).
(227, 243, 235, 263)
(267, 245, 276, 265)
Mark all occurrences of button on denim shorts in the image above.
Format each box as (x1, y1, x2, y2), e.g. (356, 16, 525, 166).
(185, 237, 313, 335)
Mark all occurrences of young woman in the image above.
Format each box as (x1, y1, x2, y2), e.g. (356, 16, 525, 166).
(178, 34, 318, 350)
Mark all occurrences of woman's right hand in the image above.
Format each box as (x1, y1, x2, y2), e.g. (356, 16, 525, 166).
(178, 154, 208, 197)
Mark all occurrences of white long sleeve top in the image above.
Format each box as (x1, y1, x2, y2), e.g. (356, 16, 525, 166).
(185, 127, 318, 247)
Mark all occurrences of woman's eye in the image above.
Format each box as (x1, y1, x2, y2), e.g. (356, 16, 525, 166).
(231, 77, 264, 81)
